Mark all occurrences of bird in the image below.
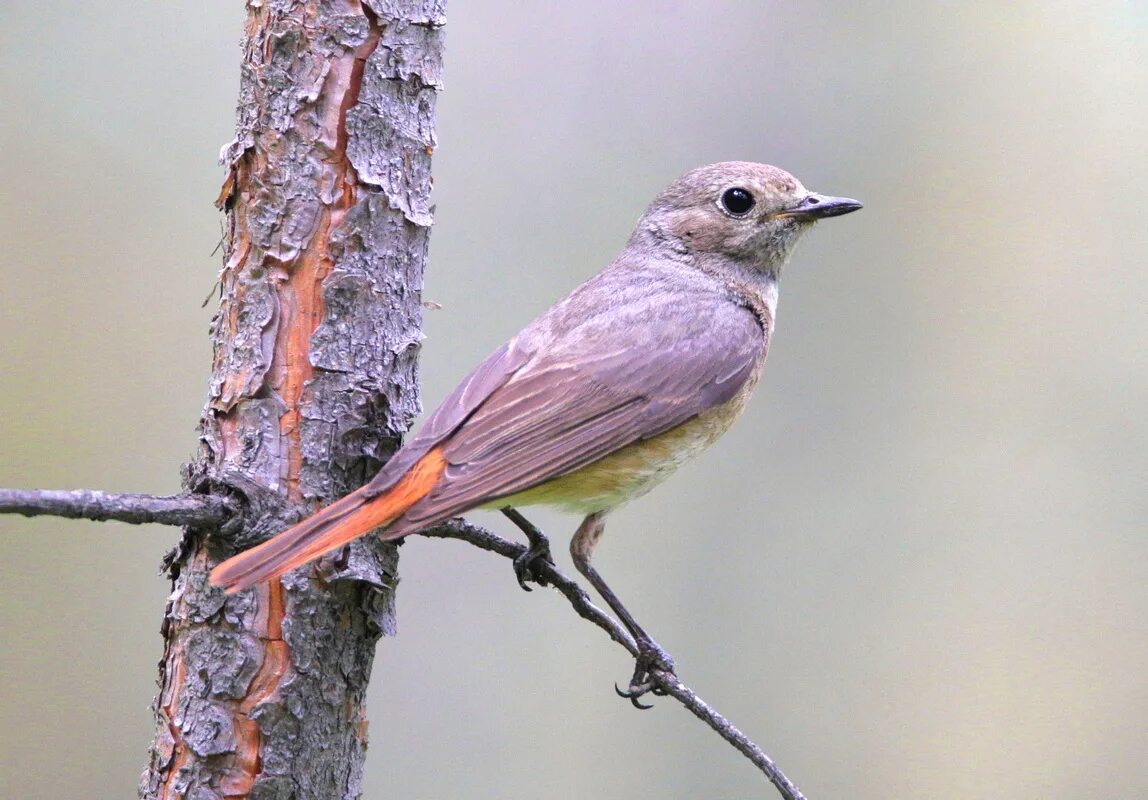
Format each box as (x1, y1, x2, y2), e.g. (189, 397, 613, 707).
(211, 161, 861, 700)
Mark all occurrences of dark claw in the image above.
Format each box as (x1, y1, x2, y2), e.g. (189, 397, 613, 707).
(611, 638, 677, 709)
(615, 681, 655, 710)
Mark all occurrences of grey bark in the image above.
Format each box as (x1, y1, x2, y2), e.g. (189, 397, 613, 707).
(140, 2, 446, 798)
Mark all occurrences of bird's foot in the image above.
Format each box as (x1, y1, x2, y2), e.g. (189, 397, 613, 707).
(502, 507, 555, 591)
(512, 536, 554, 591)
(615, 638, 675, 710)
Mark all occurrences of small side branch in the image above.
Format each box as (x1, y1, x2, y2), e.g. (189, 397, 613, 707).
(0, 488, 235, 528)
(422, 518, 807, 800)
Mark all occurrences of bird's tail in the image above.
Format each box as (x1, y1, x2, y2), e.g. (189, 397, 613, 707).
(210, 448, 447, 594)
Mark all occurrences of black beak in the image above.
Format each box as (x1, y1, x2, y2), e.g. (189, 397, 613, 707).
(782, 193, 863, 220)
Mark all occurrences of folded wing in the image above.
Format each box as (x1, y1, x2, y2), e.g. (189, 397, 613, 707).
(388, 277, 767, 531)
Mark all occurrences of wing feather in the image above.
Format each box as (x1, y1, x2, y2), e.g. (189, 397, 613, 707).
(388, 273, 767, 529)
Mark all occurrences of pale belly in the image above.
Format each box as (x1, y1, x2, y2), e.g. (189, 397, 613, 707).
(484, 387, 754, 515)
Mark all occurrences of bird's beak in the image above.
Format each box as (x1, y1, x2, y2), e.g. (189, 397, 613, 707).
(777, 193, 863, 220)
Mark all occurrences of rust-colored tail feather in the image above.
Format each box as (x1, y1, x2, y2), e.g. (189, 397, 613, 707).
(210, 449, 447, 594)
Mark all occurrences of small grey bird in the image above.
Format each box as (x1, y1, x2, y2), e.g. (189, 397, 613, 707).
(212, 162, 861, 700)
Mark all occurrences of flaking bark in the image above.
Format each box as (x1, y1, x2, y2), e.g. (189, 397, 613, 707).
(140, 2, 446, 798)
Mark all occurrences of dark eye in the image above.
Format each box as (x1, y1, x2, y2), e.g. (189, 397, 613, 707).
(720, 187, 755, 216)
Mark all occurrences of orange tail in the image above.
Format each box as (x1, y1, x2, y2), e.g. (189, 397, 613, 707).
(210, 449, 447, 594)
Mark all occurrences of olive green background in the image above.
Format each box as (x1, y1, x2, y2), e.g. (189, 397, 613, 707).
(2, 3, 1145, 798)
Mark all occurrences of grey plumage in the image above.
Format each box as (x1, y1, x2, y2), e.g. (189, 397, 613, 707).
(390, 260, 769, 529)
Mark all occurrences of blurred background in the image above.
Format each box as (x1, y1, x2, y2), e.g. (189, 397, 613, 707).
(2, 2, 1145, 798)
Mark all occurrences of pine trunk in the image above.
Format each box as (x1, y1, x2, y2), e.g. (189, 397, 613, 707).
(140, 2, 446, 797)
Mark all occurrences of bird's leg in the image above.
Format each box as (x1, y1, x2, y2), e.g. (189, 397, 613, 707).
(501, 506, 555, 591)
(571, 513, 674, 709)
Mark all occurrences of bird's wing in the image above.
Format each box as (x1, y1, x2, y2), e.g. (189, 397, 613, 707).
(392, 271, 767, 527)
(360, 338, 532, 497)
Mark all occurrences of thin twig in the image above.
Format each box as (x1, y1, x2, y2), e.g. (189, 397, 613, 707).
(1, 493, 805, 797)
(423, 519, 640, 656)
(422, 518, 807, 800)
(652, 672, 807, 800)
(0, 488, 235, 528)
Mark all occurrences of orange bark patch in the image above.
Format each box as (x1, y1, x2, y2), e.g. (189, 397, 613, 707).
(156, 644, 190, 799)
(210, 5, 385, 795)
(156, 547, 207, 800)
(225, 580, 290, 799)
(272, 6, 381, 501)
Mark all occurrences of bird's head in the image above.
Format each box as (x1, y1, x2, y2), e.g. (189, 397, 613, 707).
(638, 161, 862, 278)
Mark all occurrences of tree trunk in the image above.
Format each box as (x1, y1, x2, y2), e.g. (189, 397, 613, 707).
(140, 2, 446, 797)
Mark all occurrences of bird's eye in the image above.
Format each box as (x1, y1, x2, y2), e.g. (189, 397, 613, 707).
(719, 187, 755, 217)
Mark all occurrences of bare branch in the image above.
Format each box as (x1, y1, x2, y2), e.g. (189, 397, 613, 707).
(424, 519, 640, 655)
(0, 488, 235, 528)
(422, 518, 808, 800)
(2, 487, 804, 796)
(652, 675, 808, 800)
